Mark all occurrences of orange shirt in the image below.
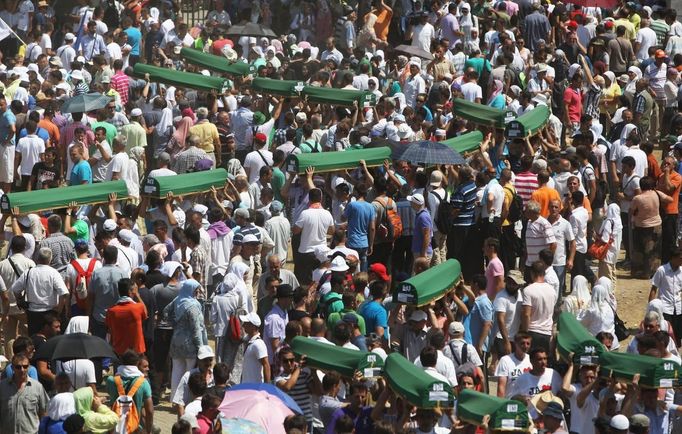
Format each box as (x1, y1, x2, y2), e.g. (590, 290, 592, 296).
(648, 154, 662, 179)
(38, 119, 60, 147)
(531, 186, 562, 218)
(374, 8, 393, 42)
(105, 300, 147, 355)
(657, 171, 682, 215)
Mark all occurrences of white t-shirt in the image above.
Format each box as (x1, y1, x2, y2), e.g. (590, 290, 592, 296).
(521, 282, 557, 336)
(636, 27, 658, 61)
(243, 149, 273, 184)
(568, 383, 600, 434)
(494, 353, 532, 397)
(148, 168, 176, 179)
(651, 263, 682, 315)
(509, 368, 561, 401)
(241, 336, 268, 383)
(620, 173, 640, 213)
(461, 82, 482, 102)
(295, 208, 334, 253)
(16, 0, 33, 31)
(550, 217, 575, 266)
(569, 207, 589, 254)
(624, 147, 647, 179)
(56, 359, 96, 390)
(65, 258, 102, 304)
(481, 182, 505, 218)
(412, 22, 435, 52)
(493, 290, 522, 340)
(107, 152, 129, 181)
(40, 34, 52, 52)
(91, 141, 112, 182)
(16, 135, 45, 176)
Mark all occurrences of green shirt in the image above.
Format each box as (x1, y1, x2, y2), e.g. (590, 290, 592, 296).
(105, 375, 152, 414)
(272, 167, 285, 203)
(90, 121, 118, 147)
(327, 308, 366, 336)
(68, 219, 89, 242)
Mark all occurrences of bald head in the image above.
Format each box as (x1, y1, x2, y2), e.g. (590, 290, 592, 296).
(311, 318, 327, 337)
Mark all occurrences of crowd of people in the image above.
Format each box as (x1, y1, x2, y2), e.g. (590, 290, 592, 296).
(0, 0, 681, 433)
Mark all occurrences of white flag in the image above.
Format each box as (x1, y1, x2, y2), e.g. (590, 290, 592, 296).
(0, 17, 12, 42)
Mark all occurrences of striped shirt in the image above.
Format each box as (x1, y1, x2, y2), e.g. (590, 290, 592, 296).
(525, 216, 556, 266)
(650, 19, 670, 45)
(451, 181, 477, 227)
(275, 369, 313, 422)
(514, 171, 538, 205)
(396, 199, 416, 237)
(110, 71, 130, 106)
(583, 83, 602, 120)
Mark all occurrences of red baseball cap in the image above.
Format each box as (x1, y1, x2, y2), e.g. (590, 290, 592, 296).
(254, 132, 267, 143)
(369, 263, 390, 282)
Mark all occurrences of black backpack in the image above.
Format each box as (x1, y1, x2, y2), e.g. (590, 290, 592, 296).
(103, 0, 120, 29)
(504, 186, 523, 223)
(582, 166, 607, 209)
(431, 191, 453, 234)
(449, 341, 478, 377)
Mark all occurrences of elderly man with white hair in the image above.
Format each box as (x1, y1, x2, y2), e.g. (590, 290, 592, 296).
(189, 107, 220, 166)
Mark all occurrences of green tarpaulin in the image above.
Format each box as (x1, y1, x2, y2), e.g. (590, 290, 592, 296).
(0, 181, 129, 214)
(453, 99, 507, 129)
(142, 169, 228, 198)
(250, 78, 376, 107)
(457, 390, 530, 432)
(556, 312, 604, 365)
(285, 147, 391, 174)
(393, 259, 461, 306)
(599, 351, 682, 388)
(132, 64, 231, 93)
(383, 353, 453, 408)
(505, 105, 550, 138)
(290, 337, 384, 378)
(441, 131, 484, 154)
(180, 48, 253, 76)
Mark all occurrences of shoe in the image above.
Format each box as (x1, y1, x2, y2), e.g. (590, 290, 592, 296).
(616, 260, 631, 270)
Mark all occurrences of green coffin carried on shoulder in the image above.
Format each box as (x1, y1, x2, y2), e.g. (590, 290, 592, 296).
(556, 312, 605, 365)
(383, 353, 454, 409)
(452, 98, 507, 129)
(132, 63, 231, 93)
(440, 131, 484, 154)
(180, 48, 253, 76)
(393, 259, 461, 306)
(457, 389, 530, 432)
(285, 147, 392, 174)
(598, 351, 682, 388)
(0, 181, 129, 214)
(141, 169, 228, 198)
(504, 105, 550, 138)
(290, 336, 384, 378)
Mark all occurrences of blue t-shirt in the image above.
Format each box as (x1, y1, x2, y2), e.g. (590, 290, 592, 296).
(0, 110, 16, 145)
(4, 363, 39, 380)
(19, 126, 49, 143)
(344, 200, 376, 249)
(70, 160, 92, 185)
(358, 300, 388, 336)
(124, 27, 142, 55)
(468, 294, 494, 352)
(411, 209, 433, 255)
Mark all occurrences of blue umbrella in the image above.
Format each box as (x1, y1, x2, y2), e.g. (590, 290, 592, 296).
(229, 383, 303, 414)
(399, 140, 467, 165)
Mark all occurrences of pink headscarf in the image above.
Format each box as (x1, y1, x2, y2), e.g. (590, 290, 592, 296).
(173, 116, 194, 145)
(271, 39, 284, 54)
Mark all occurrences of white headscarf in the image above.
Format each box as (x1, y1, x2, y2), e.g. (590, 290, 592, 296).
(563, 275, 591, 315)
(221, 262, 253, 312)
(65, 316, 89, 335)
(48, 392, 76, 421)
(646, 299, 670, 332)
(157, 106, 174, 134)
(587, 284, 610, 316)
(625, 66, 642, 94)
(619, 123, 638, 144)
(595, 276, 616, 311)
(161, 261, 186, 282)
(600, 203, 623, 236)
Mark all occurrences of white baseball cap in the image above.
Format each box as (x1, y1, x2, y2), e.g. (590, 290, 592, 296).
(197, 345, 215, 360)
(239, 312, 262, 327)
(407, 193, 425, 206)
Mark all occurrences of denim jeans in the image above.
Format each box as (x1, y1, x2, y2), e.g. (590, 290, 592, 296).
(350, 247, 368, 272)
(554, 265, 566, 298)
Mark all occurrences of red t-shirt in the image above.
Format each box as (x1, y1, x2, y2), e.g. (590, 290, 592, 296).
(105, 301, 147, 355)
(564, 86, 582, 123)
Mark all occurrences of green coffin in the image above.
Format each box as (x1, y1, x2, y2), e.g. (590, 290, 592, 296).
(383, 353, 454, 408)
(599, 351, 682, 388)
(505, 105, 550, 138)
(441, 131, 484, 154)
(453, 98, 507, 129)
(457, 390, 530, 431)
(132, 64, 231, 93)
(302, 86, 377, 107)
(141, 169, 228, 198)
(291, 337, 384, 378)
(285, 147, 391, 174)
(250, 77, 300, 96)
(393, 259, 461, 306)
(0, 181, 129, 214)
(180, 48, 253, 76)
(556, 312, 604, 365)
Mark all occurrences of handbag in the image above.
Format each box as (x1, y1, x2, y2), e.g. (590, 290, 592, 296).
(588, 220, 613, 261)
(613, 307, 629, 341)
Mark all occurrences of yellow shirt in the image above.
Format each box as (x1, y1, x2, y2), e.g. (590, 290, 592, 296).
(189, 121, 219, 153)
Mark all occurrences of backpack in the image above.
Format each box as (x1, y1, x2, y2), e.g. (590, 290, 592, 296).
(373, 197, 403, 242)
(431, 191, 453, 234)
(300, 139, 321, 153)
(71, 258, 97, 302)
(112, 375, 145, 434)
(504, 186, 523, 223)
(581, 166, 607, 209)
(102, 0, 120, 29)
(449, 341, 479, 378)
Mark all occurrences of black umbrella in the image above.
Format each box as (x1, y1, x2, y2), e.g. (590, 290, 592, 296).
(226, 23, 277, 38)
(399, 140, 467, 165)
(394, 44, 434, 60)
(34, 333, 117, 361)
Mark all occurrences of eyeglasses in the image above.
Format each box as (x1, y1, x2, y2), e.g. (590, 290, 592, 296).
(13, 364, 29, 370)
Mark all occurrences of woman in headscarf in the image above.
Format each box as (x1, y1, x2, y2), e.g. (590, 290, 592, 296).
(125, 146, 144, 199)
(72, 387, 118, 434)
(488, 79, 506, 109)
(265, 46, 281, 69)
(578, 284, 619, 349)
(597, 203, 623, 285)
(39, 392, 76, 434)
(164, 279, 208, 399)
(56, 315, 98, 392)
(166, 115, 193, 160)
(596, 276, 617, 311)
(152, 106, 174, 156)
(624, 65, 642, 97)
(211, 267, 250, 381)
(600, 71, 622, 121)
(562, 275, 591, 315)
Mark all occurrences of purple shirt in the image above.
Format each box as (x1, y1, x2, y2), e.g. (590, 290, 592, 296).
(440, 13, 460, 48)
(326, 406, 374, 434)
(263, 304, 288, 362)
(411, 209, 433, 256)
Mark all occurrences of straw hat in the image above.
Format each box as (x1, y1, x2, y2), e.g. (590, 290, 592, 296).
(530, 391, 564, 415)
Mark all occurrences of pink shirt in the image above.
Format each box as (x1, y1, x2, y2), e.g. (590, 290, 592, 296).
(564, 86, 582, 123)
(485, 256, 505, 298)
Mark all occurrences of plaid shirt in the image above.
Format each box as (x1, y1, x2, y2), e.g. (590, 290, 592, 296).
(37, 233, 74, 272)
(171, 146, 210, 174)
(189, 245, 208, 287)
(583, 83, 602, 120)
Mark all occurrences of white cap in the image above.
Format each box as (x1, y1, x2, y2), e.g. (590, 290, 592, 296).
(314, 245, 331, 263)
(17, 215, 31, 227)
(409, 310, 428, 322)
(429, 170, 443, 187)
(330, 256, 349, 272)
(239, 312, 262, 327)
(448, 321, 465, 335)
(295, 111, 307, 122)
(192, 204, 208, 215)
(27, 64, 39, 73)
(200, 69, 210, 76)
(242, 234, 260, 244)
(609, 415, 630, 431)
(64, 32, 75, 41)
(393, 114, 406, 123)
(407, 193, 425, 206)
(76, 55, 86, 64)
(130, 108, 143, 117)
(532, 94, 548, 106)
(197, 345, 215, 360)
(568, 63, 582, 79)
(103, 219, 117, 232)
(70, 69, 83, 81)
(118, 229, 135, 243)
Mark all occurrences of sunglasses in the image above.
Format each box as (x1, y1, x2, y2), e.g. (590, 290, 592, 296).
(13, 364, 29, 370)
